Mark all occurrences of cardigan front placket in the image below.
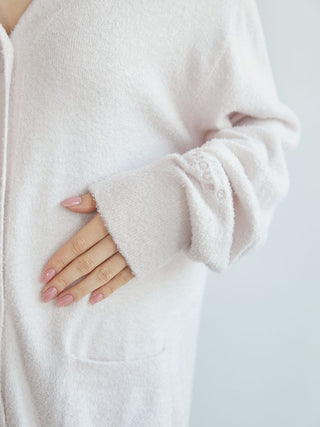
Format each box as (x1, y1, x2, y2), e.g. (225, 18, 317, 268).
(0, 24, 14, 427)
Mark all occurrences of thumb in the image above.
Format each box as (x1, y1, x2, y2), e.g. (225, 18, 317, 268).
(60, 192, 97, 213)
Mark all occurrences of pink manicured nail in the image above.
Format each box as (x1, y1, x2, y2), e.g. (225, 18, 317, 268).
(57, 294, 74, 306)
(90, 293, 104, 304)
(61, 196, 82, 206)
(41, 268, 56, 283)
(42, 286, 58, 302)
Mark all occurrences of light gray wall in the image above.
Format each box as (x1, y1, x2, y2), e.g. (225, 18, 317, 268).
(190, 1, 320, 426)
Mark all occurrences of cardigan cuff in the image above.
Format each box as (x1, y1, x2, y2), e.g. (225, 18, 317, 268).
(87, 154, 192, 281)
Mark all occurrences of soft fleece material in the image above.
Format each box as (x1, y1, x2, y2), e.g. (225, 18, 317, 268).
(0, 0, 300, 426)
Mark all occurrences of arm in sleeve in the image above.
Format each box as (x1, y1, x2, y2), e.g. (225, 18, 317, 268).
(88, 0, 301, 280)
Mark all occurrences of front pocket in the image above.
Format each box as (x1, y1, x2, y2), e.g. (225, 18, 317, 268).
(61, 282, 167, 364)
(60, 343, 173, 427)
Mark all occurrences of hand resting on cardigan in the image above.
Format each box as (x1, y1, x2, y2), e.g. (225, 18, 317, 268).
(39, 192, 134, 306)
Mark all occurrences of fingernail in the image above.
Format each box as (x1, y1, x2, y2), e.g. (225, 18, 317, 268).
(41, 268, 56, 283)
(57, 294, 74, 306)
(90, 293, 104, 304)
(42, 286, 58, 302)
(61, 196, 82, 206)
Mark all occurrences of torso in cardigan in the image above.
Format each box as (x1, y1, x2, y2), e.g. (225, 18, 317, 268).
(0, 0, 235, 423)
(1, 0, 223, 381)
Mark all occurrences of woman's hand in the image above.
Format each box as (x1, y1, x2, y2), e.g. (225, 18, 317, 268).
(40, 192, 135, 306)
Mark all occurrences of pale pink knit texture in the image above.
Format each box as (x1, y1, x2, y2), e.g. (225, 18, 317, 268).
(0, 0, 300, 426)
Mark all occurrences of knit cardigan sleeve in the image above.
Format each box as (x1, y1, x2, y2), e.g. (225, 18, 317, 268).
(87, 0, 301, 281)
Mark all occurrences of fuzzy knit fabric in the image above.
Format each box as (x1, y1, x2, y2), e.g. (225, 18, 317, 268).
(0, 0, 300, 426)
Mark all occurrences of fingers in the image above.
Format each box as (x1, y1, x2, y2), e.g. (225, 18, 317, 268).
(40, 203, 135, 307)
(41, 234, 118, 301)
(54, 252, 129, 306)
(40, 213, 108, 284)
(89, 266, 135, 304)
(60, 192, 97, 213)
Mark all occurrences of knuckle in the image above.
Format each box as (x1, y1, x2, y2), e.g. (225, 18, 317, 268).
(96, 266, 113, 283)
(105, 283, 115, 294)
(54, 276, 69, 291)
(71, 237, 87, 255)
(76, 257, 95, 275)
(55, 257, 67, 271)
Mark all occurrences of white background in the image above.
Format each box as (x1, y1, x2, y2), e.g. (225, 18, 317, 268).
(190, 1, 320, 426)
